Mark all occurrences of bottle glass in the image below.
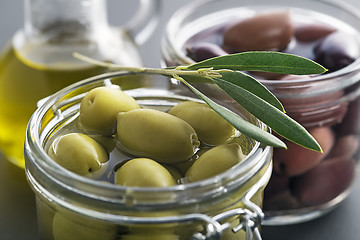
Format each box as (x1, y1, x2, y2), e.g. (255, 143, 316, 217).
(0, 0, 161, 168)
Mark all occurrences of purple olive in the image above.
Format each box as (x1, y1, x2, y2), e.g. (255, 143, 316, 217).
(186, 42, 227, 62)
(294, 24, 336, 42)
(273, 127, 335, 176)
(313, 31, 360, 72)
(263, 190, 301, 211)
(327, 135, 359, 159)
(223, 11, 294, 52)
(292, 158, 355, 206)
(264, 173, 289, 199)
(337, 98, 360, 136)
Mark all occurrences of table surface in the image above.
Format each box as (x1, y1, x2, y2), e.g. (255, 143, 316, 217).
(1, 1, 360, 239)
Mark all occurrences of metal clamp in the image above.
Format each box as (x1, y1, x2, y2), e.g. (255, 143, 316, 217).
(191, 203, 263, 240)
(190, 159, 273, 240)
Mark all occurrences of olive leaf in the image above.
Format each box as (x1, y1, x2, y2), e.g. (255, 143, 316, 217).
(176, 52, 326, 151)
(215, 71, 284, 112)
(211, 77, 321, 152)
(186, 51, 327, 74)
(73, 51, 327, 151)
(178, 76, 287, 149)
(169, 71, 284, 111)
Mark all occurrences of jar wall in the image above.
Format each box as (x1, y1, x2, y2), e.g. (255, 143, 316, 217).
(31, 177, 268, 240)
(262, 72, 360, 224)
(25, 72, 273, 239)
(160, 0, 360, 224)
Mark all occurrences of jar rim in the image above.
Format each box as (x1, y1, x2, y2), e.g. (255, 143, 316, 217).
(162, 0, 360, 85)
(25, 71, 272, 207)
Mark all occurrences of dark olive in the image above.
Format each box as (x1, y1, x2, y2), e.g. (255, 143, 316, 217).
(186, 42, 227, 62)
(314, 31, 360, 72)
(223, 11, 294, 52)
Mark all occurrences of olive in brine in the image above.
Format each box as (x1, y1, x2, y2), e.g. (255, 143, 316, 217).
(314, 31, 360, 72)
(223, 11, 294, 52)
(114, 158, 177, 187)
(186, 143, 245, 182)
(48, 133, 109, 178)
(168, 101, 236, 146)
(52, 211, 116, 240)
(292, 158, 355, 206)
(116, 109, 200, 163)
(186, 42, 227, 62)
(79, 86, 140, 135)
(294, 23, 336, 42)
(273, 127, 334, 176)
(123, 233, 179, 240)
(163, 164, 183, 183)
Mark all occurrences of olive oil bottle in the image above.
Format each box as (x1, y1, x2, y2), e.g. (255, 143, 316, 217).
(0, 0, 161, 169)
(0, 45, 111, 168)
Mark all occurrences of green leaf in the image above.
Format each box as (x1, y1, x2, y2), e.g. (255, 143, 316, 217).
(171, 75, 213, 84)
(212, 77, 322, 152)
(179, 76, 287, 148)
(219, 71, 284, 112)
(173, 71, 284, 111)
(186, 51, 327, 75)
(74, 51, 324, 151)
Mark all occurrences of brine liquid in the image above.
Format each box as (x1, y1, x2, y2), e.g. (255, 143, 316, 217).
(0, 45, 108, 168)
(44, 92, 254, 184)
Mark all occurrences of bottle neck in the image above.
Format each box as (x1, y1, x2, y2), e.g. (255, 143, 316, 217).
(24, 0, 108, 43)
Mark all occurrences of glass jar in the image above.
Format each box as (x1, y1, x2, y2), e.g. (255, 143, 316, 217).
(160, 0, 360, 224)
(25, 72, 273, 240)
(0, 0, 161, 169)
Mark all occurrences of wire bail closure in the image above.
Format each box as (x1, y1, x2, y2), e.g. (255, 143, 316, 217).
(190, 159, 273, 240)
(190, 199, 264, 240)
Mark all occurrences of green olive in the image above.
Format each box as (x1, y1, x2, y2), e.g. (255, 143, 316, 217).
(163, 164, 183, 183)
(116, 109, 200, 163)
(114, 158, 177, 187)
(89, 135, 116, 153)
(79, 86, 140, 135)
(168, 101, 236, 146)
(172, 147, 209, 176)
(123, 233, 179, 240)
(48, 133, 109, 178)
(36, 198, 55, 240)
(186, 143, 245, 182)
(52, 211, 116, 240)
(229, 133, 253, 155)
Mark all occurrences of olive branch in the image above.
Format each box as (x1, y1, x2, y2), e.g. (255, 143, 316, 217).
(74, 52, 327, 152)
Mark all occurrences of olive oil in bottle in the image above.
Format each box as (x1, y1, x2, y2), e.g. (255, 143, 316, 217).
(0, 45, 109, 168)
(0, 0, 156, 169)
